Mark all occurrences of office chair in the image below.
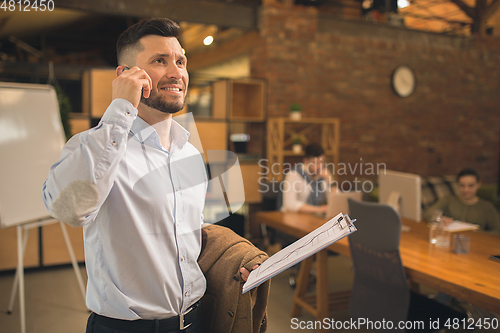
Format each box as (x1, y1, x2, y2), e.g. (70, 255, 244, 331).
(347, 199, 466, 333)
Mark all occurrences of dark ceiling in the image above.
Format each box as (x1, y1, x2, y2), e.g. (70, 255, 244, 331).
(0, 0, 496, 84)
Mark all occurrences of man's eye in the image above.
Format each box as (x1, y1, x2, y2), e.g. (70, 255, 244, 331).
(154, 59, 164, 64)
(177, 60, 186, 66)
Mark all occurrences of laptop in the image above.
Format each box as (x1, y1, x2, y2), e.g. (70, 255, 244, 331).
(326, 189, 362, 219)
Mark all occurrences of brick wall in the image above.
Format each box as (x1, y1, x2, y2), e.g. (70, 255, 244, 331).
(251, 3, 500, 184)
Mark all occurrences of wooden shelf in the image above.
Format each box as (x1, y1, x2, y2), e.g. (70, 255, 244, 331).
(267, 117, 340, 181)
(283, 150, 305, 156)
(282, 118, 337, 124)
(212, 78, 266, 121)
(206, 78, 267, 205)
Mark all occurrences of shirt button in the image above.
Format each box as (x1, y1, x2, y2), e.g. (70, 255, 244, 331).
(125, 111, 131, 116)
(185, 291, 189, 296)
(181, 257, 185, 261)
(112, 141, 117, 146)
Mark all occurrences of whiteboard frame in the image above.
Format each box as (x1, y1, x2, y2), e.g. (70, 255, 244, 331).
(0, 82, 66, 228)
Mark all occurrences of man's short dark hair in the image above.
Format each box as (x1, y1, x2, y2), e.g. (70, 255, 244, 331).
(304, 143, 324, 158)
(116, 18, 181, 65)
(457, 168, 480, 182)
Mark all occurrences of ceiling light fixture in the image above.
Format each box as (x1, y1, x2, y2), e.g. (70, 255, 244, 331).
(398, 0, 410, 8)
(203, 36, 214, 46)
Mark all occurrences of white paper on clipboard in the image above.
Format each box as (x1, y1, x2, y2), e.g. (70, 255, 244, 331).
(242, 213, 356, 294)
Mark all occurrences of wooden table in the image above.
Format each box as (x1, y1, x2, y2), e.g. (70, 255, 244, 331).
(257, 211, 500, 322)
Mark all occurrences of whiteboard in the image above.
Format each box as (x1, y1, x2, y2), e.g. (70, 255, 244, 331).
(0, 82, 66, 228)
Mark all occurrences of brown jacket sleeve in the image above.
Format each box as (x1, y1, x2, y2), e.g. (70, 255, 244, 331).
(198, 224, 270, 333)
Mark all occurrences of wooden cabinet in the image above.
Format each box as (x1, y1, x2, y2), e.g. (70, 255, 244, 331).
(212, 79, 265, 121)
(208, 79, 266, 205)
(68, 114, 91, 136)
(0, 222, 84, 272)
(81, 67, 200, 120)
(188, 120, 228, 154)
(0, 227, 39, 271)
(82, 68, 116, 119)
(239, 163, 263, 204)
(42, 223, 85, 266)
(267, 117, 340, 181)
(0, 77, 267, 271)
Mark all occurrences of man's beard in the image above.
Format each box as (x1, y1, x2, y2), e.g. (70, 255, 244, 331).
(140, 92, 185, 114)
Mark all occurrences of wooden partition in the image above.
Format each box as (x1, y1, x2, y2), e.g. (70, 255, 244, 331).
(0, 227, 39, 271)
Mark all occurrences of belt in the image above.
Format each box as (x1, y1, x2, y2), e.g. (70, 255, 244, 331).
(93, 301, 199, 332)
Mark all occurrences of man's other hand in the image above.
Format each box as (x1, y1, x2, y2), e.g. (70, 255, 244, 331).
(240, 265, 259, 282)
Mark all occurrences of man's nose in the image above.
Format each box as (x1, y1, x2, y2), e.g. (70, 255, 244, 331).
(165, 63, 182, 80)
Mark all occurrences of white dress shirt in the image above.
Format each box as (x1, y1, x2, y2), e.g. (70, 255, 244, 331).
(280, 167, 329, 213)
(42, 98, 207, 320)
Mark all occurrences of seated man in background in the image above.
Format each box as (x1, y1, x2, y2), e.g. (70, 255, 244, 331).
(277, 143, 334, 287)
(280, 143, 332, 215)
(424, 168, 500, 235)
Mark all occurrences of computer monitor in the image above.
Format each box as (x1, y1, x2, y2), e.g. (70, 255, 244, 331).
(326, 189, 362, 219)
(379, 170, 421, 222)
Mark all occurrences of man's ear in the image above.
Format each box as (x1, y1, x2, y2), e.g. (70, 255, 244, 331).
(116, 66, 128, 77)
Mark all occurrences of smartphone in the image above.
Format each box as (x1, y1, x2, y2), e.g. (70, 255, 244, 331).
(489, 255, 500, 263)
(120, 67, 130, 75)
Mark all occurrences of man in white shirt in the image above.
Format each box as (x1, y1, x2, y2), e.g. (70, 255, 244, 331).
(280, 143, 332, 215)
(42, 18, 252, 333)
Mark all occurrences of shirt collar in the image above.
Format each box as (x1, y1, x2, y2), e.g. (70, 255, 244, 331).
(130, 116, 156, 142)
(130, 116, 190, 149)
(170, 119, 190, 149)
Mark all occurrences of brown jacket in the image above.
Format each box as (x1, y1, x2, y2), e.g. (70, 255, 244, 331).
(198, 224, 270, 333)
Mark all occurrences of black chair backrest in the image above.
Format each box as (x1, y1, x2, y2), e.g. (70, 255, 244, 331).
(347, 199, 410, 332)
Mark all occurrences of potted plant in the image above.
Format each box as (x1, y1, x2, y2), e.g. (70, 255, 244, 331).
(289, 103, 302, 121)
(292, 134, 305, 154)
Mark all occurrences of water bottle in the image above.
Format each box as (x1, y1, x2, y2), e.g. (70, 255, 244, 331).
(429, 210, 443, 244)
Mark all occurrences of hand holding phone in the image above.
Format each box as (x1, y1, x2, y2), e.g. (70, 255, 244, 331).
(112, 65, 152, 108)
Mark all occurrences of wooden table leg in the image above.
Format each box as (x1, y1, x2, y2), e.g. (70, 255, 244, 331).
(316, 250, 329, 320)
(290, 250, 349, 333)
(291, 256, 313, 317)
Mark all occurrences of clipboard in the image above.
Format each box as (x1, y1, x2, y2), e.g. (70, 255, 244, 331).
(243, 213, 356, 293)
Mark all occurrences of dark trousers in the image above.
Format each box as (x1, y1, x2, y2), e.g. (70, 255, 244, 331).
(86, 309, 203, 333)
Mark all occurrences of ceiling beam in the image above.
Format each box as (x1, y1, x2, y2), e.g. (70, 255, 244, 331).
(187, 31, 261, 71)
(450, 0, 475, 18)
(485, 0, 500, 20)
(0, 61, 92, 80)
(450, 0, 500, 34)
(56, 0, 258, 30)
(399, 11, 471, 25)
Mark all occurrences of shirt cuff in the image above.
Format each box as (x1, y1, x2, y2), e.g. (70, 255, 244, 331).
(101, 98, 138, 128)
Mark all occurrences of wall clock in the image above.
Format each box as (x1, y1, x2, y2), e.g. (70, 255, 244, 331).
(392, 65, 416, 98)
